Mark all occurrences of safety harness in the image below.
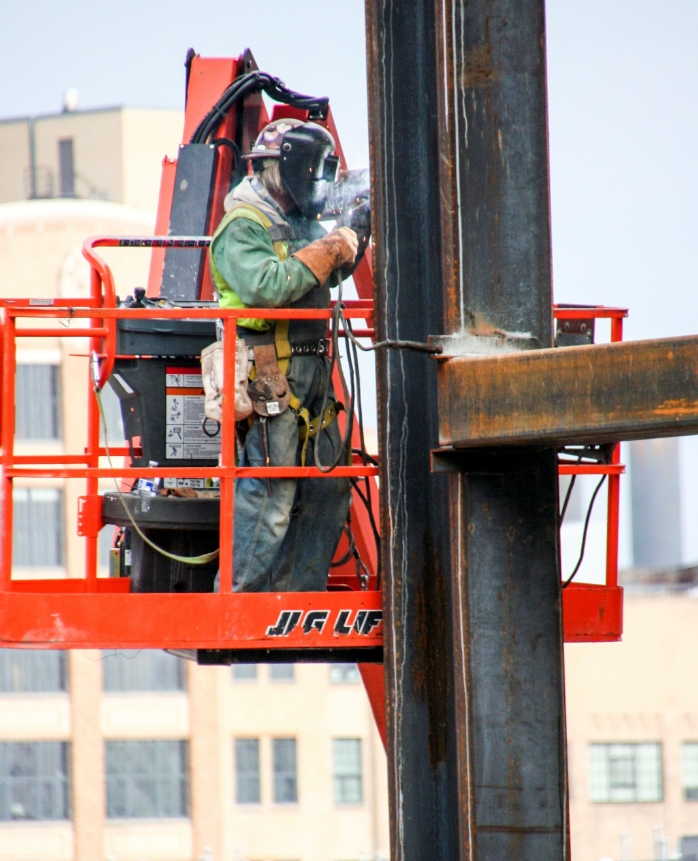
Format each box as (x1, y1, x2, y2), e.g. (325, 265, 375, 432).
(209, 202, 340, 465)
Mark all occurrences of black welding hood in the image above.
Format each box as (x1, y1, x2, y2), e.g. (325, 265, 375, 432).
(279, 123, 340, 218)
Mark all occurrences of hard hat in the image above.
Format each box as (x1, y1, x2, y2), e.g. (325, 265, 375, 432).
(244, 118, 306, 160)
(246, 118, 341, 218)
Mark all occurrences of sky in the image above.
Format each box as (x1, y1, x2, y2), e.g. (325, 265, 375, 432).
(1, 0, 697, 562)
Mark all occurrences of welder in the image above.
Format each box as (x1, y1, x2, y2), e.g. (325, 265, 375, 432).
(209, 117, 369, 592)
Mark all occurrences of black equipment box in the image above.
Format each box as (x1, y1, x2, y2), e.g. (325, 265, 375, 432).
(109, 317, 219, 468)
(102, 492, 219, 593)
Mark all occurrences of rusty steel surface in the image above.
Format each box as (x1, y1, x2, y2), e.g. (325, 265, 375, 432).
(367, 0, 568, 858)
(435, 2, 568, 857)
(366, 0, 461, 859)
(367, 0, 569, 858)
(438, 336, 698, 449)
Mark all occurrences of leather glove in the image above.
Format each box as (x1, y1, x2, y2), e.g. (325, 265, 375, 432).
(292, 227, 358, 286)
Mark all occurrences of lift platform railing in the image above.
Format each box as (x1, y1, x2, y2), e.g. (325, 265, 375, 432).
(0, 236, 628, 650)
(0, 236, 381, 656)
(551, 305, 627, 642)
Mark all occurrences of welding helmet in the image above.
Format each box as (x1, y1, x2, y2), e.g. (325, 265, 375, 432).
(245, 119, 340, 218)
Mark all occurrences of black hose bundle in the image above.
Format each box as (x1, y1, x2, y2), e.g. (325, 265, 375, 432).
(190, 72, 329, 145)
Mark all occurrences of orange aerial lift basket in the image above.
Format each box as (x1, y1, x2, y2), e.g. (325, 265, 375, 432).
(0, 53, 625, 742)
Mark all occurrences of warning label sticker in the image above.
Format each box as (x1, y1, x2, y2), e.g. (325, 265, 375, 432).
(165, 366, 220, 461)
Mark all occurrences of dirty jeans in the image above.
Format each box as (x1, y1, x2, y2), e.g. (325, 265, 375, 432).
(232, 354, 351, 592)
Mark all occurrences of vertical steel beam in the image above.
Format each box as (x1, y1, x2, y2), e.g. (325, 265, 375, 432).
(366, 1, 568, 859)
(365, 3, 460, 859)
(435, 3, 567, 853)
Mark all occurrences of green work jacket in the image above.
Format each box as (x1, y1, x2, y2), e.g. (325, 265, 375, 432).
(209, 178, 329, 343)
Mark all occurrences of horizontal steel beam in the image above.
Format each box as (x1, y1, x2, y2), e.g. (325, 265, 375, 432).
(438, 336, 698, 448)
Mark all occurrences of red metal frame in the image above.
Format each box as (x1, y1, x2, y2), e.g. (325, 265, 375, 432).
(0, 238, 380, 657)
(0, 284, 629, 651)
(555, 305, 627, 643)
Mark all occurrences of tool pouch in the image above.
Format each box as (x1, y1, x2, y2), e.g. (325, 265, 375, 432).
(200, 339, 253, 423)
(247, 343, 291, 417)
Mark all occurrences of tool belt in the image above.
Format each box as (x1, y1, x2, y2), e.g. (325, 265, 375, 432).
(234, 324, 340, 466)
(247, 341, 291, 417)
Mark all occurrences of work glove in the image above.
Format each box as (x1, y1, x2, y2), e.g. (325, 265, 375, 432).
(292, 226, 358, 286)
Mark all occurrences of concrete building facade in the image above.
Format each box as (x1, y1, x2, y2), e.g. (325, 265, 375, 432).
(566, 571, 698, 861)
(0, 107, 182, 212)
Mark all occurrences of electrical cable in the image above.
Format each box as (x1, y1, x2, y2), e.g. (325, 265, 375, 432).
(210, 138, 243, 186)
(312, 275, 355, 473)
(310, 270, 438, 583)
(352, 448, 377, 467)
(301, 273, 382, 583)
(93, 358, 219, 566)
(562, 474, 607, 589)
(559, 474, 576, 524)
(346, 334, 441, 355)
(347, 330, 381, 587)
(330, 522, 357, 568)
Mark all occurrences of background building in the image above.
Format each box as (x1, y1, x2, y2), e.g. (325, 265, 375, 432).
(0, 650, 387, 861)
(566, 566, 698, 861)
(0, 103, 182, 211)
(629, 439, 683, 570)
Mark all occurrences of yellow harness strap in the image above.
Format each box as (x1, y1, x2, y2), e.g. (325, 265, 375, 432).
(291, 399, 343, 466)
(275, 319, 292, 376)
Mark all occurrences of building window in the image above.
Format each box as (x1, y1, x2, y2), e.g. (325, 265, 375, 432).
(58, 139, 74, 198)
(106, 740, 189, 819)
(0, 742, 70, 821)
(333, 739, 363, 804)
(232, 664, 258, 682)
(0, 650, 67, 693)
(234, 739, 260, 804)
(15, 365, 61, 440)
(681, 836, 698, 861)
(329, 663, 360, 684)
(682, 743, 698, 800)
(269, 664, 294, 683)
(102, 650, 185, 692)
(13, 487, 64, 567)
(272, 738, 297, 804)
(589, 743, 663, 803)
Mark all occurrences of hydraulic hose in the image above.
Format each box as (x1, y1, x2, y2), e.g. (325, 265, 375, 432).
(190, 72, 328, 146)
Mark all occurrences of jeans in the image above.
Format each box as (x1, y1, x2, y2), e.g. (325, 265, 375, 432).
(232, 354, 351, 592)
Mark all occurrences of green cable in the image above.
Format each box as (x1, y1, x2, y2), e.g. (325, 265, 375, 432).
(95, 382, 219, 566)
